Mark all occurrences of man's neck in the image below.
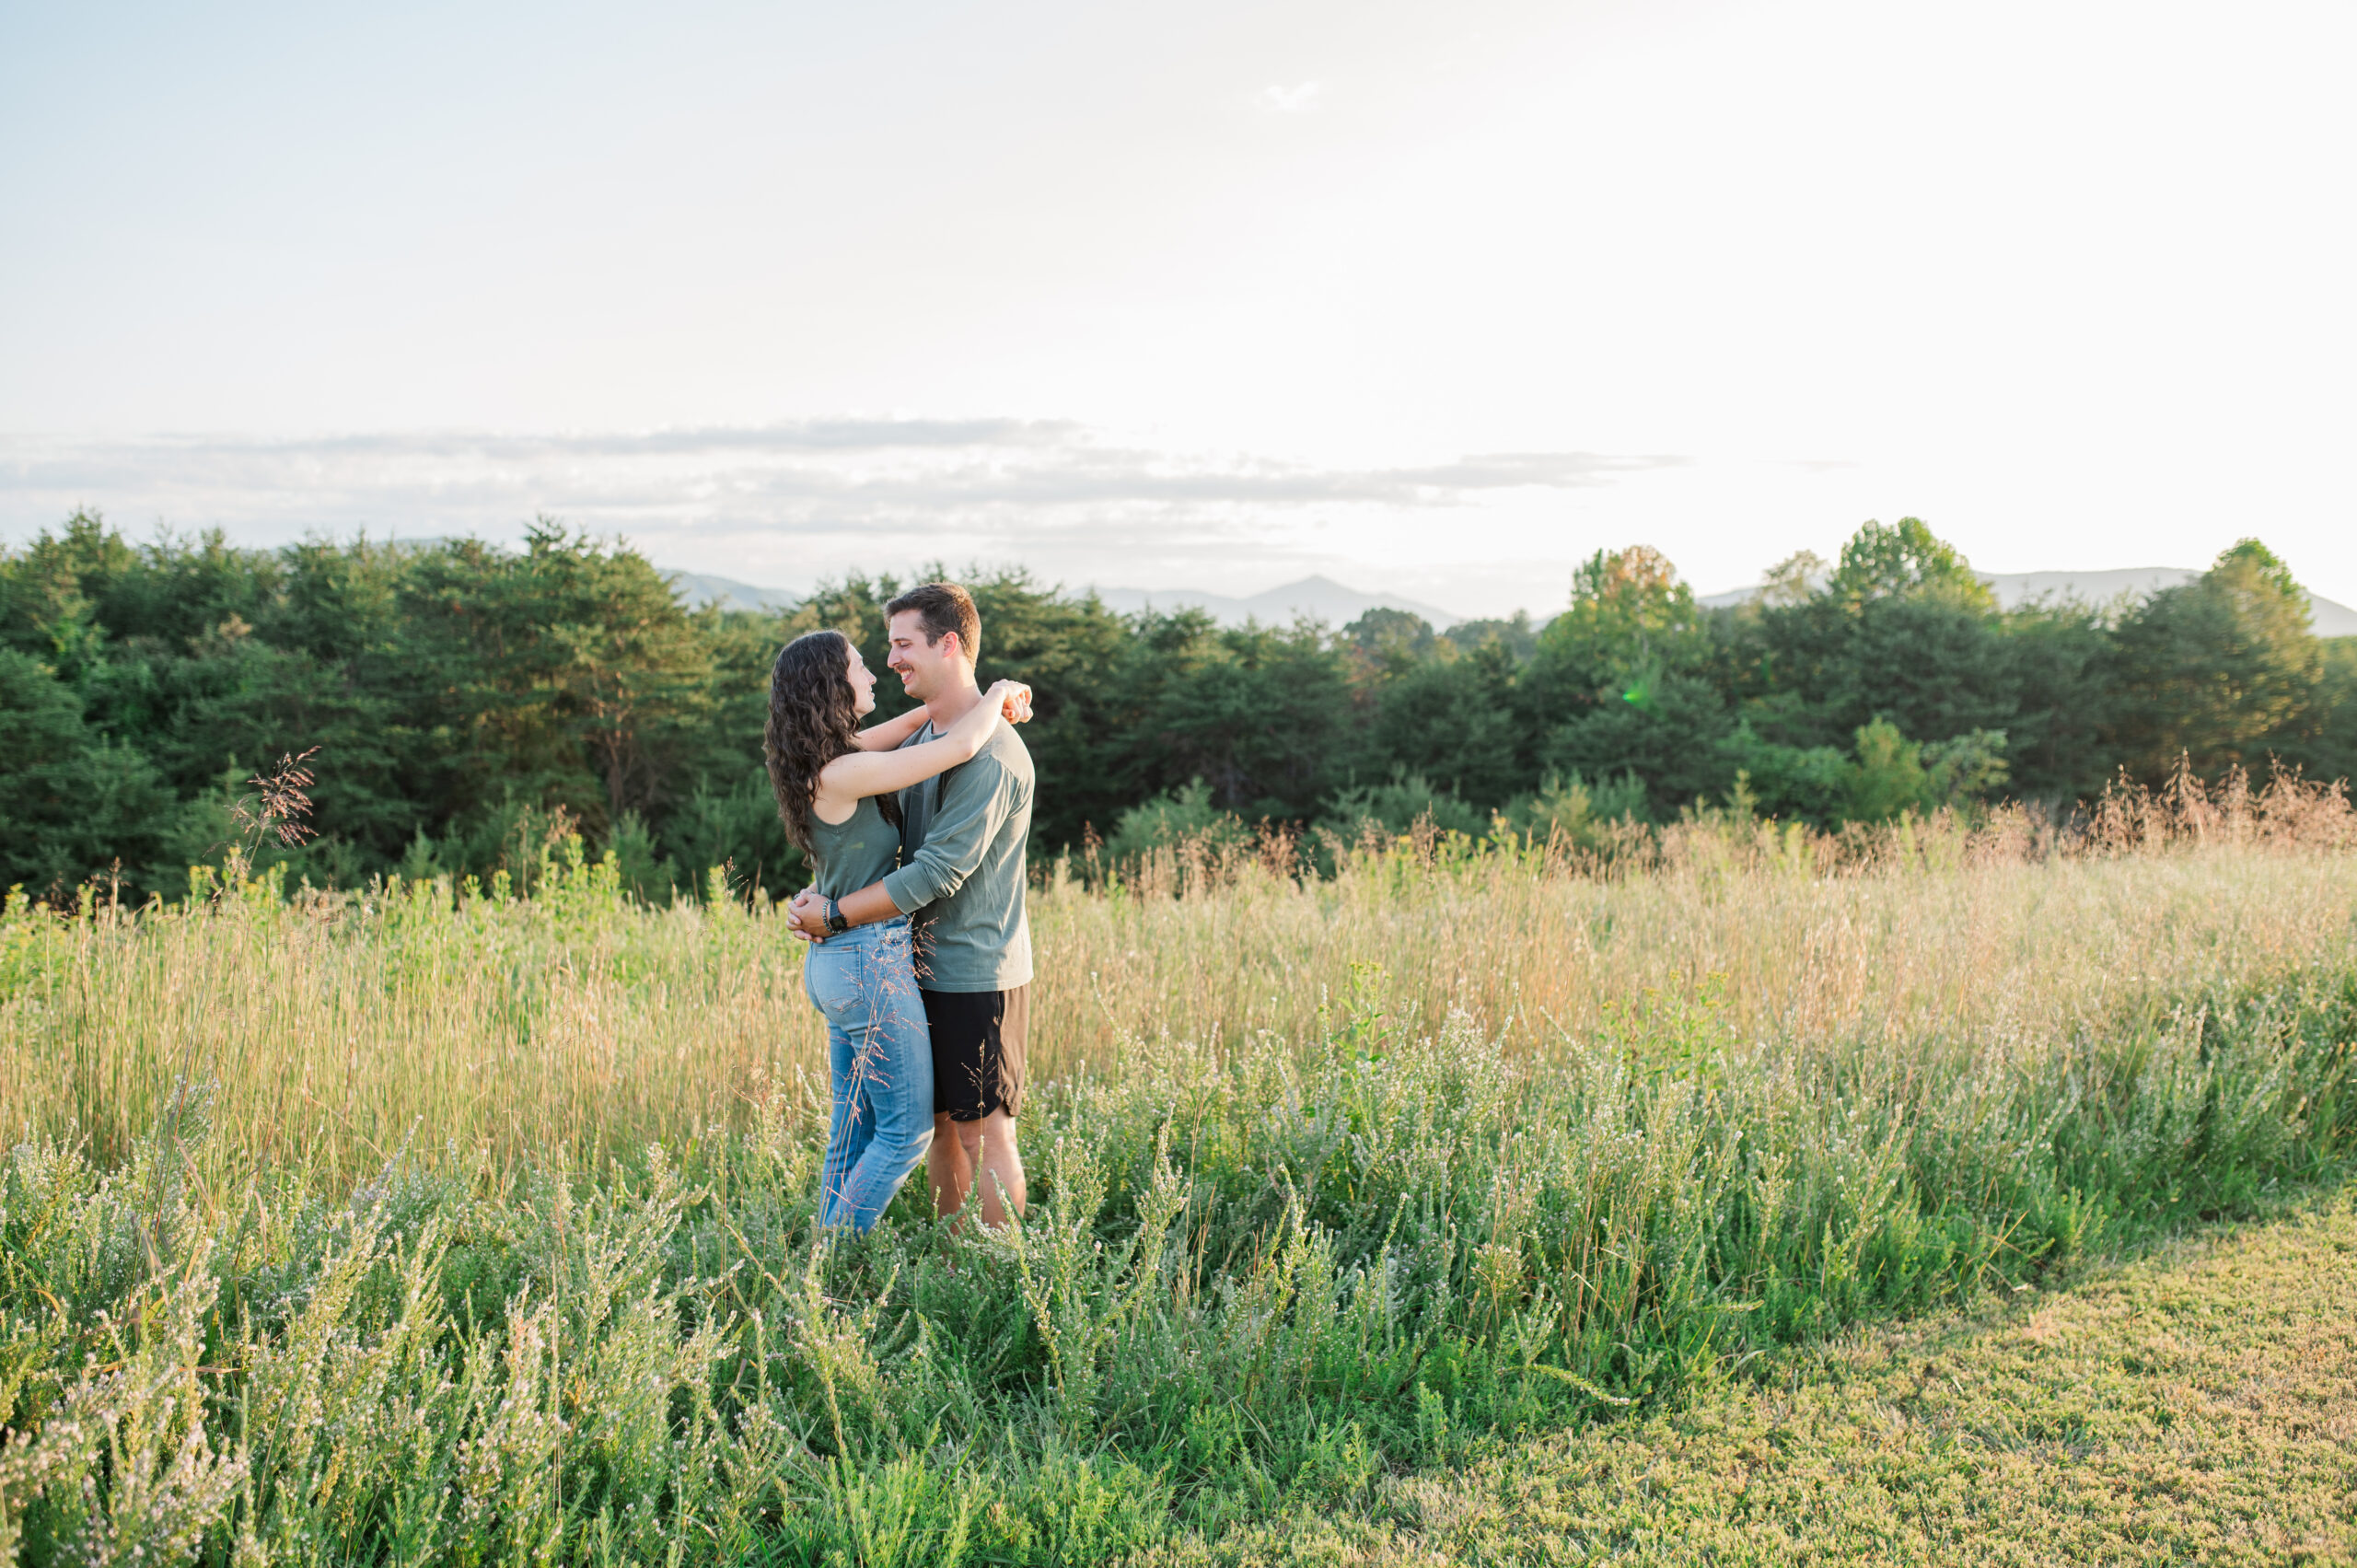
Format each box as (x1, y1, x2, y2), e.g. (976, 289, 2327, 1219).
(923, 675, 983, 731)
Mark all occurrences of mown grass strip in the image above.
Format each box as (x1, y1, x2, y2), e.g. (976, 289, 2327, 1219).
(1176, 1191, 2357, 1565)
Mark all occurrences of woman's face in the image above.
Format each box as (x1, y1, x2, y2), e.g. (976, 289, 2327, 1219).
(844, 642, 877, 717)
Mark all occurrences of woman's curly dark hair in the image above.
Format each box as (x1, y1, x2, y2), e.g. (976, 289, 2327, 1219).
(765, 630, 898, 855)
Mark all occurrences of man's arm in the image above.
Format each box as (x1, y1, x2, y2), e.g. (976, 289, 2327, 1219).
(798, 879, 899, 935)
(787, 753, 1012, 940)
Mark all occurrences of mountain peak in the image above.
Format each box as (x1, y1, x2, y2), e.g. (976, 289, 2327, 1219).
(1090, 576, 1461, 630)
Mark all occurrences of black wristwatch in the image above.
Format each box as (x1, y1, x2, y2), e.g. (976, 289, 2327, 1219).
(824, 896, 850, 935)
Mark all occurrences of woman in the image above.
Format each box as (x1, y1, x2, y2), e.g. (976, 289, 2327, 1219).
(765, 629, 1028, 1232)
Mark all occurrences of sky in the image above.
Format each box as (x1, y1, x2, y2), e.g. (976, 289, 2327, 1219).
(3, 0, 2353, 619)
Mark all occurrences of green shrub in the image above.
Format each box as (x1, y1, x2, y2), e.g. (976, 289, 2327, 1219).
(1497, 770, 1651, 848)
(1103, 779, 1251, 864)
(1318, 770, 1487, 841)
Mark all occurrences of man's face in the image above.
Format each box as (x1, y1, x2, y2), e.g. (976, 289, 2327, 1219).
(886, 609, 959, 703)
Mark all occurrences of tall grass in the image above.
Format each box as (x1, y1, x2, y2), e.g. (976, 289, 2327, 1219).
(3, 778, 2355, 1562)
(8, 775, 2356, 1180)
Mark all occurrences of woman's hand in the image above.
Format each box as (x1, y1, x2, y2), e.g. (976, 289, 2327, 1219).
(784, 888, 826, 942)
(990, 679, 1034, 725)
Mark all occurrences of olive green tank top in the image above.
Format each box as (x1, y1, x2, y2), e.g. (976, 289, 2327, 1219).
(806, 795, 900, 900)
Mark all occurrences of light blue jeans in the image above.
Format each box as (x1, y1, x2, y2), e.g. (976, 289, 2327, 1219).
(803, 915, 935, 1232)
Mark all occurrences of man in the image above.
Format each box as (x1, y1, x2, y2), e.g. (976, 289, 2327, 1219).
(787, 582, 1033, 1227)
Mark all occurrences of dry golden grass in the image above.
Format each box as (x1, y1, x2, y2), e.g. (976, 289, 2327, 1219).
(1039, 834, 2357, 1071)
(5, 812, 2357, 1182)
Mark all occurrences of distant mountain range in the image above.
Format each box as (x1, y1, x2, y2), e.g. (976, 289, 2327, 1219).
(1699, 567, 2357, 638)
(665, 563, 2357, 637)
(662, 570, 1461, 629)
(1084, 575, 1460, 630)
(662, 570, 802, 614)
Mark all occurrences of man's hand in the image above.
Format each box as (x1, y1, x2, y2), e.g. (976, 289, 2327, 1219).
(785, 888, 830, 942)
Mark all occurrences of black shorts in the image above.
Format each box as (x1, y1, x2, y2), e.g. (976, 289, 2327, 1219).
(923, 985, 1028, 1121)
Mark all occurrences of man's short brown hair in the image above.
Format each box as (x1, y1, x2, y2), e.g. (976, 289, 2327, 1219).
(885, 582, 981, 661)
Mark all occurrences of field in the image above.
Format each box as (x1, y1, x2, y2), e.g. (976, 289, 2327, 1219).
(3, 798, 2356, 1563)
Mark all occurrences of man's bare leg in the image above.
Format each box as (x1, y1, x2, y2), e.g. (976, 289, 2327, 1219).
(928, 1111, 970, 1217)
(929, 1109, 1025, 1226)
(969, 1109, 1026, 1226)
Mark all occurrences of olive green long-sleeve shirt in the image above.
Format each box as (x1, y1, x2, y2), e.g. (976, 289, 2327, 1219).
(878, 720, 1034, 993)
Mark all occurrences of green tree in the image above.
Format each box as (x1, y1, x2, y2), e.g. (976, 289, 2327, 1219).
(5, 504, 2341, 892)
(1995, 602, 2116, 802)
(1098, 611, 1348, 823)
(1542, 662, 1733, 818)
(0, 649, 176, 899)
(1827, 517, 1995, 610)
(1343, 636, 1526, 812)
(1535, 545, 1709, 688)
(0, 511, 140, 679)
(1342, 608, 1437, 678)
(1729, 518, 2015, 757)
(1521, 547, 1731, 816)
(399, 525, 716, 840)
(2107, 540, 2323, 780)
(1442, 610, 1538, 662)
(2293, 637, 2357, 787)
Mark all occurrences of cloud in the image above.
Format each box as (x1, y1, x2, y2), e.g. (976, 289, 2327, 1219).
(0, 423, 1678, 523)
(1385, 452, 1684, 490)
(291, 418, 1085, 459)
(0, 420, 1688, 597)
(1256, 80, 1322, 114)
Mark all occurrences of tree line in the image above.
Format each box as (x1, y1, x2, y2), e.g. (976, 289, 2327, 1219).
(3, 511, 2351, 902)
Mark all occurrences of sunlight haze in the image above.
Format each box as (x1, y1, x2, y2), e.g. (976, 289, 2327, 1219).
(4, 0, 2351, 617)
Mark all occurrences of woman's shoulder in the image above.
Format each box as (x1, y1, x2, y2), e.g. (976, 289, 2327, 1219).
(809, 756, 880, 820)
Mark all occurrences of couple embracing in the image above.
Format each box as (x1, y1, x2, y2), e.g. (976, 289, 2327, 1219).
(764, 582, 1037, 1232)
